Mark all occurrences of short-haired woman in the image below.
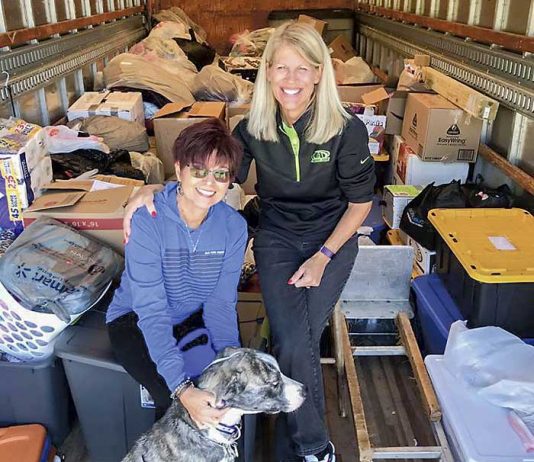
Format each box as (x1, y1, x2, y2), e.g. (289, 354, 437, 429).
(107, 118, 247, 426)
(123, 22, 374, 462)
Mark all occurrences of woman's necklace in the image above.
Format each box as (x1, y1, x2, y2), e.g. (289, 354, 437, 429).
(185, 225, 202, 253)
(177, 193, 204, 253)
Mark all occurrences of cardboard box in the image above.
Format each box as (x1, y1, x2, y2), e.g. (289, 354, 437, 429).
(337, 84, 384, 105)
(329, 35, 356, 62)
(23, 180, 133, 255)
(67, 91, 145, 125)
(401, 93, 482, 162)
(227, 103, 250, 119)
(356, 114, 387, 155)
(382, 185, 423, 229)
(392, 135, 470, 186)
(361, 86, 434, 135)
(298, 14, 327, 36)
(338, 84, 387, 155)
(153, 102, 226, 178)
(399, 230, 436, 274)
(0, 130, 52, 234)
(385, 91, 409, 135)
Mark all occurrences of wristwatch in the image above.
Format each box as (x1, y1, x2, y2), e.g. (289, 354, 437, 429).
(319, 245, 335, 259)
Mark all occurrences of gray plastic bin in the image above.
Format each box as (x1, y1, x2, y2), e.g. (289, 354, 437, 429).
(55, 312, 155, 462)
(0, 352, 71, 445)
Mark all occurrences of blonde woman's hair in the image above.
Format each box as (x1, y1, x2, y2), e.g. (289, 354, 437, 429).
(247, 22, 349, 144)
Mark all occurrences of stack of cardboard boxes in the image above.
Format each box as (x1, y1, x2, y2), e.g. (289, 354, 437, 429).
(19, 91, 147, 255)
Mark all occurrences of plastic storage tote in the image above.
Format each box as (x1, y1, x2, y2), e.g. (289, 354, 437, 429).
(412, 274, 534, 355)
(55, 310, 155, 462)
(0, 352, 71, 445)
(428, 208, 534, 338)
(425, 355, 531, 462)
(0, 424, 52, 462)
(412, 274, 463, 355)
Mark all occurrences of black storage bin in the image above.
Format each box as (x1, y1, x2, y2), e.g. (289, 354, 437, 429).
(0, 353, 71, 445)
(436, 237, 534, 337)
(429, 208, 534, 338)
(55, 310, 155, 462)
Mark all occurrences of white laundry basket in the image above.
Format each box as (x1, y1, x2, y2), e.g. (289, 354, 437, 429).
(0, 280, 110, 361)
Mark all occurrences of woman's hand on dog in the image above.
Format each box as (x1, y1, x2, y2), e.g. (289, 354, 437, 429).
(179, 386, 227, 428)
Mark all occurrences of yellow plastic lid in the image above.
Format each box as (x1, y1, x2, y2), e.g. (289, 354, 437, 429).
(428, 208, 534, 283)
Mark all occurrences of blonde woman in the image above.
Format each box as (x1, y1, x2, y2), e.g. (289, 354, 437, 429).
(232, 22, 374, 462)
(123, 22, 374, 462)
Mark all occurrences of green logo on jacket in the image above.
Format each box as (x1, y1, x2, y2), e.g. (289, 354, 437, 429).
(310, 150, 331, 163)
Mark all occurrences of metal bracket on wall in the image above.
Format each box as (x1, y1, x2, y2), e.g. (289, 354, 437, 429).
(0, 14, 145, 108)
(356, 13, 534, 118)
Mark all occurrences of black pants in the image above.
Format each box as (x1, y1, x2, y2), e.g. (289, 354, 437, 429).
(253, 229, 359, 461)
(107, 310, 205, 420)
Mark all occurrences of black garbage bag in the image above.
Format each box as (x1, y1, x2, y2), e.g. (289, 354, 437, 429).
(110, 86, 171, 109)
(51, 149, 145, 181)
(173, 35, 216, 71)
(462, 174, 514, 208)
(399, 180, 467, 250)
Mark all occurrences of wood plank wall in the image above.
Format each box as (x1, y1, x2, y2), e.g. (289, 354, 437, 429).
(159, 0, 353, 53)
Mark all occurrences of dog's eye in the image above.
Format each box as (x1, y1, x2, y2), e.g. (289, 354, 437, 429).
(270, 380, 280, 388)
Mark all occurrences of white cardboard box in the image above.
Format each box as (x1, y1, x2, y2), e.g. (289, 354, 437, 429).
(356, 114, 387, 155)
(393, 135, 469, 186)
(382, 185, 423, 229)
(399, 230, 436, 274)
(67, 91, 145, 125)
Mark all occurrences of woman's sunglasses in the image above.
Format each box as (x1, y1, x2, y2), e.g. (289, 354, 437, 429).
(188, 165, 231, 183)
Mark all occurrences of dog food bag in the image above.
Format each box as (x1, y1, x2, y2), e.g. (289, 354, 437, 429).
(0, 217, 123, 322)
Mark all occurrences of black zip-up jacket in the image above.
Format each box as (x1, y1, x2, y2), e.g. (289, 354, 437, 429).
(233, 109, 375, 240)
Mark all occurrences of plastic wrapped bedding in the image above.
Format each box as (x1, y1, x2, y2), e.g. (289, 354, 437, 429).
(0, 217, 123, 322)
(193, 64, 254, 103)
(104, 54, 195, 105)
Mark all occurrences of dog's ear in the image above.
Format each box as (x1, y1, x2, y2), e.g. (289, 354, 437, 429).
(217, 346, 241, 359)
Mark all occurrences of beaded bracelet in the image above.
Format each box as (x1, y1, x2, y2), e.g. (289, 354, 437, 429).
(170, 378, 193, 400)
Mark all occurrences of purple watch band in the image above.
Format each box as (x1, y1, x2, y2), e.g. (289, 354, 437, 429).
(320, 245, 335, 259)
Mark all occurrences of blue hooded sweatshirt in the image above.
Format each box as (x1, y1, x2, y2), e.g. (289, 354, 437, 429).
(106, 183, 247, 390)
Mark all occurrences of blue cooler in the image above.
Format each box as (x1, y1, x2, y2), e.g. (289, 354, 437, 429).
(412, 274, 534, 355)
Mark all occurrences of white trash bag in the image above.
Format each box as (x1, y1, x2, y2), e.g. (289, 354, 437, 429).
(444, 321, 534, 440)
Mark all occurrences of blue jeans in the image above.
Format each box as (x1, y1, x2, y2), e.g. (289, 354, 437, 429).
(253, 229, 359, 460)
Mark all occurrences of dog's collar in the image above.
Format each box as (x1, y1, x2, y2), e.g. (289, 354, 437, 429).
(215, 422, 241, 444)
(211, 423, 240, 460)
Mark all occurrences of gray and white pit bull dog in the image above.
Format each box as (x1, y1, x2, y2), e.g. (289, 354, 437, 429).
(122, 347, 306, 462)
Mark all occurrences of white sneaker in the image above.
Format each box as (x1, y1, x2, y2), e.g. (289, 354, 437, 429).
(303, 442, 336, 462)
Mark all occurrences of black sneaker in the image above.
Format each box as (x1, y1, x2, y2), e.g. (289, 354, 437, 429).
(303, 442, 336, 462)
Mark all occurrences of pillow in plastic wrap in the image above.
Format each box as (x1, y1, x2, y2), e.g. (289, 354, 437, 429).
(0, 217, 124, 322)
